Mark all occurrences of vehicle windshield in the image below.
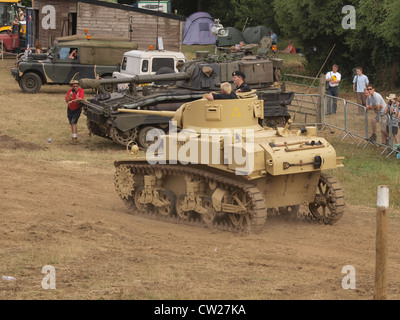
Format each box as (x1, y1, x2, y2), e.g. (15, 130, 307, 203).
(0, 3, 18, 28)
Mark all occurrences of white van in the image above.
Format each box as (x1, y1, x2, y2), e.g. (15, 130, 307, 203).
(113, 49, 186, 90)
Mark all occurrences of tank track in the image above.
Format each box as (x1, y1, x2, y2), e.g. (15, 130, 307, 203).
(114, 161, 268, 233)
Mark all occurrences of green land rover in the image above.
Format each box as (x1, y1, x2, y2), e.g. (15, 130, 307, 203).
(11, 37, 137, 94)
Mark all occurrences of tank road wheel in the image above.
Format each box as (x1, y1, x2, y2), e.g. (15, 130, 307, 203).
(309, 174, 345, 225)
(176, 194, 194, 220)
(200, 196, 216, 226)
(114, 166, 135, 199)
(19, 72, 42, 94)
(137, 126, 164, 150)
(110, 126, 138, 146)
(134, 187, 153, 213)
(157, 190, 176, 217)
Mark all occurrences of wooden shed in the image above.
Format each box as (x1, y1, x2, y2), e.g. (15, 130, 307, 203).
(32, 0, 185, 51)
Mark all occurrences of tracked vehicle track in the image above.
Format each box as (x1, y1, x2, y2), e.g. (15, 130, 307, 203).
(114, 161, 268, 233)
(114, 163, 345, 232)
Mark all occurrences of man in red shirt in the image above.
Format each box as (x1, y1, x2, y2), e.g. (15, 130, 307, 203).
(65, 80, 84, 144)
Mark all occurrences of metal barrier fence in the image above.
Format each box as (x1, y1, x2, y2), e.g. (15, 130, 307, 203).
(285, 80, 399, 159)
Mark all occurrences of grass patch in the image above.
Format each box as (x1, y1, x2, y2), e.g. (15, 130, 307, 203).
(321, 134, 400, 213)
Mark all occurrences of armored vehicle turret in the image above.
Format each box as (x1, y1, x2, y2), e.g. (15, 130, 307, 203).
(79, 51, 292, 149)
(113, 92, 345, 232)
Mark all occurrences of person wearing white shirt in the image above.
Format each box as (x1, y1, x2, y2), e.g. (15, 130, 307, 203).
(353, 67, 369, 114)
(325, 64, 341, 114)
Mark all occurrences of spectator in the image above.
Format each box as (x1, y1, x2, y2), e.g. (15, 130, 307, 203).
(65, 80, 84, 144)
(366, 84, 387, 143)
(353, 67, 369, 115)
(18, 7, 25, 21)
(269, 30, 278, 44)
(385, 94, 399, 145)
(206, 82, 237, 100)
(325, 64, 341, 114)
(69, 48, 77, 60)
(232, 70, 251, 92)
(34, 42, 42, 53)
(281, 40, 296, 54)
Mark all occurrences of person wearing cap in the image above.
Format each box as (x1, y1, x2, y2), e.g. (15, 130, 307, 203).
(366, 84, 386, 143)
(232, 71, 251, 92)
(385, 94, 399, 145)
(65, 80, 85, 144)
(205, 82, 237, 100)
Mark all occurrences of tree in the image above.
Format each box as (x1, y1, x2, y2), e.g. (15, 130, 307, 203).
(273, 0, 400, 88)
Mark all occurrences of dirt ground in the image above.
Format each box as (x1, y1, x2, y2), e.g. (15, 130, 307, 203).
(1, 133, 400, 301)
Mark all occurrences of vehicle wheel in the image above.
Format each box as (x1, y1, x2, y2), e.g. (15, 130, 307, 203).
(309, 174, 345, 225)
(19, 72, 42, 94)
(109, 126, 138, 146)
(200, 196, 216, 226)
(176, 194, 194, 220)
(100, 75, 115, 94)
(137, 126, 164, 150)
(157, 190, 176, 217)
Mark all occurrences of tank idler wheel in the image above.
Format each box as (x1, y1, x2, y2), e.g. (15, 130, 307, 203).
(134, 187, 153, 213)
(200, 196, 216, 226)
(176, 194, 194, 220)
(110, 126, 138, 147)
(114, 166, 135, 199)
(227, 190, 253, 230)
(309, 174, 345, 225)
(157, 190, 176, 217)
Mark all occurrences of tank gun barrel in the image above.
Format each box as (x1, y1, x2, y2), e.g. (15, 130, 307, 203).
(117, 108, 176, 118)
(79, 72, 191, 89)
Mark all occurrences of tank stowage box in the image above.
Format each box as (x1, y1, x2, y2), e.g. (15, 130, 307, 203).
(113, 93, 345, 233)
(239, 59, 274, 84)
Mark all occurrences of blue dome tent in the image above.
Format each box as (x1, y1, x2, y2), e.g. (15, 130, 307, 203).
(182, 12, 216, 45)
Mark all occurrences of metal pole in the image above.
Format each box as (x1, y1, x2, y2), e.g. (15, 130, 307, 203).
(374, 185, 389, 300)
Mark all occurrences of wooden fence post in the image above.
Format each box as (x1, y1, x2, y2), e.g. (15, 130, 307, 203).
(317, 73, 325, 128)
(374, 185, 389, 300)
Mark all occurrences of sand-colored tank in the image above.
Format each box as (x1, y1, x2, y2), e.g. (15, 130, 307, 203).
(113, 91, 345, 232)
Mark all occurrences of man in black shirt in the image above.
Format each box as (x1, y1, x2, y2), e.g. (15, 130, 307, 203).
(232, 71, 251, 92)
(206, 82, 237, 100)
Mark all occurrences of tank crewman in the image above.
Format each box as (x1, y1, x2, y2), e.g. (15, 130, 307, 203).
(232, 71, 251, 92)
(206, 82, 238, 101)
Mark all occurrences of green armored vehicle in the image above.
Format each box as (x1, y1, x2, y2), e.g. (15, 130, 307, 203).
(11, 37, 138, 93)
(79, 51, 291, 149)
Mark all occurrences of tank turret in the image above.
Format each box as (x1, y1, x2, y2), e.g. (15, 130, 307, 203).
(79, 52, 292, 149)
(113, 94, 345, 232)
